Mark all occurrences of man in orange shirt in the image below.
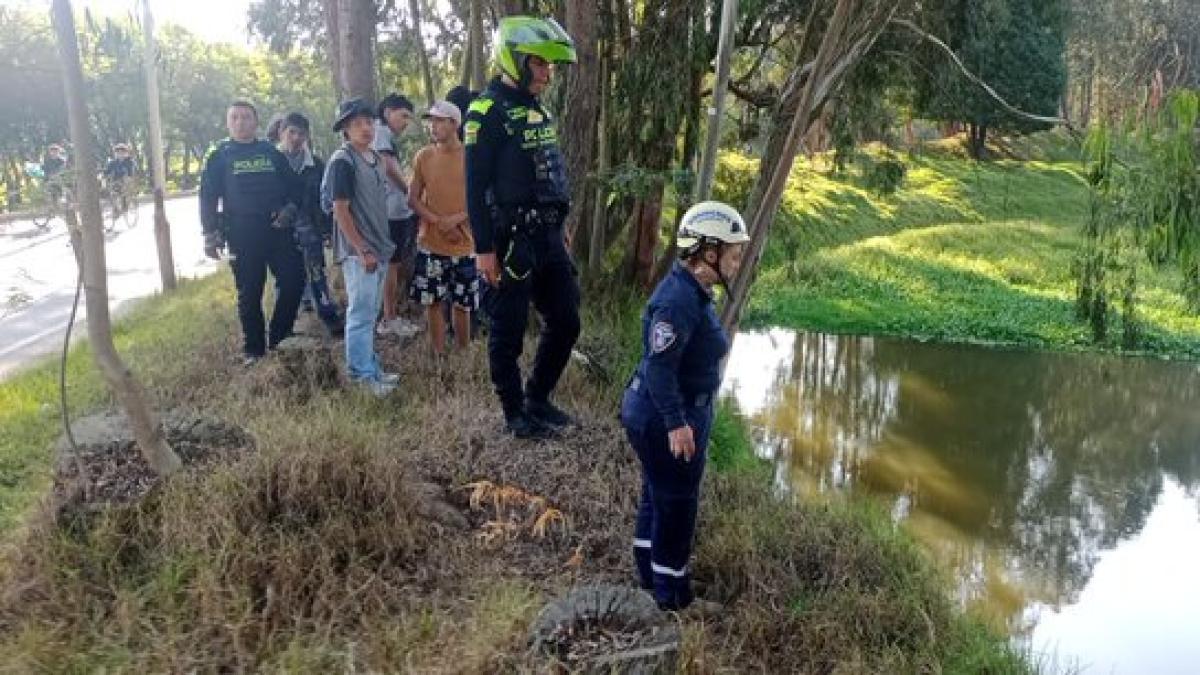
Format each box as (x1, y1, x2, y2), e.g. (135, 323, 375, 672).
(407, 101, 476, 355)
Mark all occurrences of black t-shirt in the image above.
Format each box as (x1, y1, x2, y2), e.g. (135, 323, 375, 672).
(329, 155, 357, 201)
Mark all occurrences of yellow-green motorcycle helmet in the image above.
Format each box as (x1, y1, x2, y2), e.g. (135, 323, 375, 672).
(493, 16, 576, 90)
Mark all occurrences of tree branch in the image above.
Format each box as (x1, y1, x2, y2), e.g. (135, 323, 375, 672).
(728, 80, 779, 108)
(891, 17, 1076, 133)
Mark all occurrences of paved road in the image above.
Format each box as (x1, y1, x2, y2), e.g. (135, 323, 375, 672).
(0, 195, 220, 380)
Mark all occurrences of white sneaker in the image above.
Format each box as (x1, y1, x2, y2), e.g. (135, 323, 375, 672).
(379, 371, 400, 384)
(358, 378, 397, 397)
(377, 318, 422, 337)
(394, 317, 423, 338)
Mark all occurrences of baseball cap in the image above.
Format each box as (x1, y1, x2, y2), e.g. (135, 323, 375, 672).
(422, 100, 462, 126)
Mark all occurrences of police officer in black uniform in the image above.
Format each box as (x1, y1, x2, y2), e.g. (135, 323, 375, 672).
(200, 100, 304, 365)
(621, 201, 750, 611)
(465, 16, 580, 438)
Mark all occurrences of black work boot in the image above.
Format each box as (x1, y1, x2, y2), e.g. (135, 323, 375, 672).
(525, 397, 576, 429)
(504, 409, 556, 440)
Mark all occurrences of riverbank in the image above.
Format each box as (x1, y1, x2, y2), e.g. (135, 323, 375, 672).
(718, 147, 1200, 359)
(0, 272, 1028, 671)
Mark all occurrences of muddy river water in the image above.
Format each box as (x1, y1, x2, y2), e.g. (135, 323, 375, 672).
(721, 329, 1200, 674)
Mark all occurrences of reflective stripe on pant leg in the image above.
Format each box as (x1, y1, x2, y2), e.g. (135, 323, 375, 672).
(629, 406, 703, 610)
(634, 475, 654, 590)
(649, 491, 697, 610)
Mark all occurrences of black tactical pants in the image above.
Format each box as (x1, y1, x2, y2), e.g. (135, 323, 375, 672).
(485, 214, 581, 417)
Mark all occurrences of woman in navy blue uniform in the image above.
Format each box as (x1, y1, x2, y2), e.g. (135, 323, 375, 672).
(620, 201, 750, 611)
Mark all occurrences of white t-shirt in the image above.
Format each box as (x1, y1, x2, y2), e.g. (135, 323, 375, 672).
(372, 121, 414, 221)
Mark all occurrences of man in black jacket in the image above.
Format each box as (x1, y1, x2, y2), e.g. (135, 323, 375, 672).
(200, 100, 305, 364)
(277, 112, 342, 336)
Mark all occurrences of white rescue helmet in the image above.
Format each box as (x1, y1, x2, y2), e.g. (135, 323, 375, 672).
(676, 201, 750, 251)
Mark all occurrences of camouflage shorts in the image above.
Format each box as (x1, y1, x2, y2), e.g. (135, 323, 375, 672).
(409, 250, 479, 309)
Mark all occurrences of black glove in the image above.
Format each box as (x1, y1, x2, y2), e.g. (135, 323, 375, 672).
(270, 203, 299, 230)
(203, 230, 225, 260)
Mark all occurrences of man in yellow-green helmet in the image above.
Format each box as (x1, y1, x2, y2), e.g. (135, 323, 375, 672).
(465, 16, 580, 439)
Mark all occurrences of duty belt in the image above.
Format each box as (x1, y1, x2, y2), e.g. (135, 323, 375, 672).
(628, 375, 712, 408)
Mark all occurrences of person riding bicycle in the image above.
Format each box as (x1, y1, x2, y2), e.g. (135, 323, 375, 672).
(103, 143, 138, 217)
(41, 144, 68, 205)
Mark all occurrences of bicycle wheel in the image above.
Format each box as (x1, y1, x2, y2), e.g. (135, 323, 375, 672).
(122, 193, 139, 229)
(104, 194, 120, 233)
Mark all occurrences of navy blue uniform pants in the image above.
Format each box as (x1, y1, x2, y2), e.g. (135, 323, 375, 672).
(485, 222, 581, 416)
(228, 220, 305, 357)
(620, 386, 714, 610)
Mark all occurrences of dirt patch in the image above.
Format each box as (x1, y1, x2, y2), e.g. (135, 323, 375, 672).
(53, 408, 254, 510)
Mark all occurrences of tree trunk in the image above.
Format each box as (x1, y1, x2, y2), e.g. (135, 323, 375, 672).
(1080, 69, 1094, 128)
(968, 122, 987, 160)
(613, 0, 631, 50)
(329, 0, 376, 101)
(721, 0, 894, 336)
(469, 0, 486, 90)
(141, 0, 177, 292)
(162, 143, 172, 186)
(587, 43, 611, 272)
(561, 0, 599, 248)
(694, 0, 738, 202)
(614, 0, 697, 286)
(324, 0, 344, 96)
(408, 0, 437, 104)
(51, 0, 182, 477)
(459, 25, 474, 88)
(181, 145, 192, 189)
(652, 58, 704, 285)
(628, 186, 663, 290)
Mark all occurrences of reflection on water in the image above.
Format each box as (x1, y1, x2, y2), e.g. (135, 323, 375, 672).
(722, 330, 1200, 674)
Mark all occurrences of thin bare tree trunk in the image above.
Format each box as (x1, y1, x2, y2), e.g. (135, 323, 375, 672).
(587, 44, 611, 272)
(459, 28, 473, 88)
(561, 0, 599, 248)
(324, 0, 344, 96)
(613, 0, 631, 50)
(408, 0, 437, 104)
(721, 0, 868, 335)
(694, 0, 739, 202)
(181, 145, 192, 189)
(141, 0, 177, 292)
(469, 0, 486, 90)
(51, 0, 182, 477)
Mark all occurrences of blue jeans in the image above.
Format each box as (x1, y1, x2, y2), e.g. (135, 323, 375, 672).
(343, 255, 386, 381)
